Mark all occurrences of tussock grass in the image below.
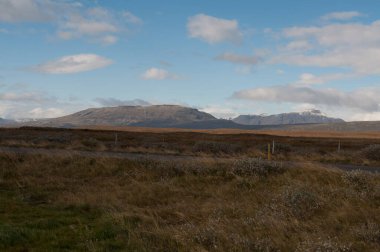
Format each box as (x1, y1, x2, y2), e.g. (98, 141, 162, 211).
(0, 153, 379, 251)
(2, 127, 380, 166)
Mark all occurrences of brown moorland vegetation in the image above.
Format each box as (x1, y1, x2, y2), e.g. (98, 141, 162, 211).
(81, 125, 380, 139)
(0, 153, 379, 251)
(1, 127, 380, 166)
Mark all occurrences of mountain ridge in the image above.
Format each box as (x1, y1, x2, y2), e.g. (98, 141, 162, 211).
(10, 105, 380, 132)
(233, 110, 344, 125)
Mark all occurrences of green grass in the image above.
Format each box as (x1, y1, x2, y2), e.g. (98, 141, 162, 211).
(0, 153, 379, 251)
(0, 191, 130, 251)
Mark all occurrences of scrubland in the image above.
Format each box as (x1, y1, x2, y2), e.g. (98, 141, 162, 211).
(1, 127, 379, 251)
(1, 127, 380, 166)
(1, 153, 379, 251)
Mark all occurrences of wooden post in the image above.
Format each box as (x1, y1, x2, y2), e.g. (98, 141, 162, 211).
(338, 140, 341, 153)
(272, 140, 275, 154)
(268, 143, 271, 161)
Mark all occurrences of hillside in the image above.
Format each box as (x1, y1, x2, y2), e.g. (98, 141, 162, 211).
(233, 110, 344, 125)
(23, 105, 217, 128)
(0, 118, 15, 126)
(17, 105, 380, 132)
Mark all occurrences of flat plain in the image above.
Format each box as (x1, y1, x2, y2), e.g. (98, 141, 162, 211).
(0, 127, 379, 251)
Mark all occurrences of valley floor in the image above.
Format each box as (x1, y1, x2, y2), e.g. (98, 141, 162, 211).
(1, 153, 380, 251)
(0, 127, 379, 251)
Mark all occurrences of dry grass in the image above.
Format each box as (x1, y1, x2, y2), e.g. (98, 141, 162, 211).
(1, 153, 379, 251)
(1, 127, 380, 167)
(79, 125, 380, 139)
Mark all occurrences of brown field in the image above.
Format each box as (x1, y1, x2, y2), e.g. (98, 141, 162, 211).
(1, 126, 380, 166)
(80, 125, 380, 139)
(1, 152, 379, 251)
(1, 127, 380, 251)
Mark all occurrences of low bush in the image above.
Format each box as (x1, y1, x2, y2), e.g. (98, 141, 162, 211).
(283, 186, 324, 219)
(192, 141, 242, 155)
(232, 158, 285, 177)
(360, 144, 380, 161)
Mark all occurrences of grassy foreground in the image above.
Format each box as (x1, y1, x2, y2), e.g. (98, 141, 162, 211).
(0, 154, 379, 251)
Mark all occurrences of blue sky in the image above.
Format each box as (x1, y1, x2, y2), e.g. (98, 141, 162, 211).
(1, 0, 380, 121)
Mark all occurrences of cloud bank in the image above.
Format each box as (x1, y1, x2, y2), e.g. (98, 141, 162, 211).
(215, 53, 260, 65)
(94, 98, 151, 107)
(233, 85, 380, 112)
(0, 0, 142, 45)
(141, 68, 179, 80)
(33, 54, 113, 74)
(187, 14, 243, 44)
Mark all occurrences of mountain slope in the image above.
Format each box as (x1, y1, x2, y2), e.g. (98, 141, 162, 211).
(24, 105, 217, 128)
(233, 110, 344, 125)
(0, 118, 15, 126)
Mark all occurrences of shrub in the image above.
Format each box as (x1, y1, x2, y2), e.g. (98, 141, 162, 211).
(341, 170, 374, 194)
(354, 221, 380, 243)
(81, 138, 103, 148)
(232, 158, 285, 177)
(193, 227, 219, 250)
(360, 144, 380, 161)
(283, 186, 323, 219)
(192, 141, 242, 155)
(274, 143, 292, 154)
(296, 237, 352, 252)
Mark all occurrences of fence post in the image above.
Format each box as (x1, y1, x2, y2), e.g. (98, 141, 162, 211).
(338, 140, 341, 153)
(268, 143, 271, 161)
(272, 140, 275, 154)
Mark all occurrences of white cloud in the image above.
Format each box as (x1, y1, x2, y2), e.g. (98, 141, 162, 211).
(284, 40, 313, 51)
(200, 105, 238, 119)
(0, 91, 54, 103)
(141, 68, 179, 80)
(28, 107, 65, 118)
(294, 72, 356, 86)
(94, 98, 151, 107)
(87, 7, 110, 19)
(33, 54, 113, 74)
(233, 85, 380, 112)
(0, 0, 58, 22)
(56, 8, 141, 44)
(321, 11, 363, 21)
(276, 69, 285, 75)
(57, 11, 118, 43)
(187, 14, 243, 44)
(283, 21, 380, 47)
(0, 83, 90, 119)
(275, 20, 380, 74)
(349, 112, 380, 121)
(235, 66, 252, 75)
(0, 1, 142, 45)
(274, 47, 380, 75)
(215, 52, 260, 65)
(123, 11, 143, 25)
(100, 35, 118, 45)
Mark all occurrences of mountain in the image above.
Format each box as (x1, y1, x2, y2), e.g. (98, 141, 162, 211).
(0, 118, 15, 126)
(20, 105, 380, 132)
(233, 110, 344, 125)
(24, 105, 217, 128)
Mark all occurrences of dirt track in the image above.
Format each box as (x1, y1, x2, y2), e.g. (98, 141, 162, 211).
(0, 146, 379, 173)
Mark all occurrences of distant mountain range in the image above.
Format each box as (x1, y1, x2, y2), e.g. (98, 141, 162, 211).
(4, 105, 380, 132)
(21, 105, 218, 128)
(0, 118, 15, 125)
(233, 110, 344, 125)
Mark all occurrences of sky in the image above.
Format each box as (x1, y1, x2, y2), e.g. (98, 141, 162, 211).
(1, 0, 380, 121)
